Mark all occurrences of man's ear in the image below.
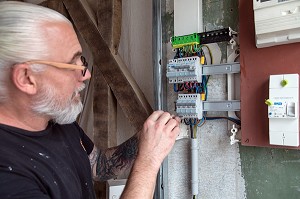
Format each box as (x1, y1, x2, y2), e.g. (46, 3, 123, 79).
(11, 63, 38, 95)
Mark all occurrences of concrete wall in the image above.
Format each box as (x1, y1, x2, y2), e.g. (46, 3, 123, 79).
(165, 1, 246, 198)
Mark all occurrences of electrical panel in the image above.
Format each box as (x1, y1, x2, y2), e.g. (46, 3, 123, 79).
(253, 0, 300, 48)
(166, 56, 202, 83)
(167, 27, 239, 119)
(267, 74, 299, 147)
(170, 4, 241, 198)
(176, 94, 203, 119)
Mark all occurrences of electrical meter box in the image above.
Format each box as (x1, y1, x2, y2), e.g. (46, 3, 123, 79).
(253, 0, 300, 48)
(268, 74, 299, 147)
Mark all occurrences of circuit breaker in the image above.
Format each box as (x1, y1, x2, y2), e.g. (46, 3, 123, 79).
(268, 74, 299, 147)
(166, 56, 202, 83)
(176, 94, 203, 119)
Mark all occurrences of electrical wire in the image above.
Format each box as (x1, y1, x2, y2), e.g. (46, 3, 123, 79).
(201, 44, 213, 64)
(190, 124, 194, 138)
(197, 116, 206, 127)
(205, 116, 241, 126)
(173, 83, 178, 92)
(193, 125, 197, 138)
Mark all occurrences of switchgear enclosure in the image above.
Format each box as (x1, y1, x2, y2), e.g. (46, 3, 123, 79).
(268, 74, 299, 147)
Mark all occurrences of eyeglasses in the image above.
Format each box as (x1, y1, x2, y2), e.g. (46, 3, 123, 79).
(26, 56, 88, 77)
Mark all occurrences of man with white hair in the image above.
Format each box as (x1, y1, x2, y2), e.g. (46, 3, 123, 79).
(0, 1, 180, 199)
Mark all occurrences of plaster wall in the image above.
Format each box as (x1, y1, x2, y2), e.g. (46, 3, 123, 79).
(165, 0, 246, 198)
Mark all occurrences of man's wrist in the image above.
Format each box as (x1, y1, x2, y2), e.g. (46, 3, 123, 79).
(134, 154, 162, 174)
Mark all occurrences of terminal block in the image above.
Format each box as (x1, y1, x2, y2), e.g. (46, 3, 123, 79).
(166, 56, 202, 83)
(171, 28, 237, 48)
(171, 33, 200, 48)
(198, 27, 237, 44)
(176, 94, 203, 119)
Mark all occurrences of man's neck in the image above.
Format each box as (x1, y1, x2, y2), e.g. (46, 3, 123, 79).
(0, 104, 50, 131)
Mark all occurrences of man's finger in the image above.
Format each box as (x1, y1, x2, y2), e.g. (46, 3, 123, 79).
(147, 110, 165, 121)
(148, 111, 173, 125)
(165, 118, 180, 133)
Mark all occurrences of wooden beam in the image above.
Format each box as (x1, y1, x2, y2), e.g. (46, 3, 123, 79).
(96, 0, 112, 47)
(85, 1, 120, 198)
(94, 0, 117, 149)
(39, 0, 68, 17)
(38, 1, 48, 6)
(97, 0, 122, 54)
(92, 74, 116, 198)
(63, 0, 153, 133)
(111, 0, 122, 54)
(91, 2, 120, 198)
(93, 71, 117, 148)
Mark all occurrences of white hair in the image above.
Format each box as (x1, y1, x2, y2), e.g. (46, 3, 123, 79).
(0, 1, 72, 102)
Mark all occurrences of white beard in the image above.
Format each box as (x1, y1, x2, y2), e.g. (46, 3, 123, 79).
(32, 83, 85, 124)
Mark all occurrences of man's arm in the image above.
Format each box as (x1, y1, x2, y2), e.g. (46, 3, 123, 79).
(88, 134, 138, 181)
(88, 110, 180, 198)
(121, 111, 180, 198)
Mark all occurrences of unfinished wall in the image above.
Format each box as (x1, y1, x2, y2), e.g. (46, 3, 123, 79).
(165, 0, 246, 199)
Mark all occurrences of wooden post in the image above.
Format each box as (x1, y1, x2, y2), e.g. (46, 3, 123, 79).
(97, 0, 122, 54)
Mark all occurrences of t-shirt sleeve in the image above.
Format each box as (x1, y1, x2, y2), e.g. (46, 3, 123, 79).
(0, 171, 50, 199)
(74, 122, 94, 155)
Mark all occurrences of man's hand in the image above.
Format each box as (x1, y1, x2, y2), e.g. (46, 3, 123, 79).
(121, 111, 181, 199)
(137, 110, 181, 169)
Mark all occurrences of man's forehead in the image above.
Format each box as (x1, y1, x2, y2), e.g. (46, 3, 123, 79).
(40, 22, 82, 62)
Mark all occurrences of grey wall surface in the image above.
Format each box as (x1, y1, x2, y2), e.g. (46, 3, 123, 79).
(165, 1, 246, 198)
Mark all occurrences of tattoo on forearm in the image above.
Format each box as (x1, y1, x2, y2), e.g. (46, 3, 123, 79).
(95, 135, 138, 181)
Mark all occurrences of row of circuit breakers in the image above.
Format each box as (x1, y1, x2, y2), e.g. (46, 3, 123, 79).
(167, 56, 203, 119)
(166, 28, 239, 119)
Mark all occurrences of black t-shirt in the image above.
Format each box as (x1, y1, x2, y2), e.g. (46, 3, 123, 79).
(0, 122, 96, 199)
